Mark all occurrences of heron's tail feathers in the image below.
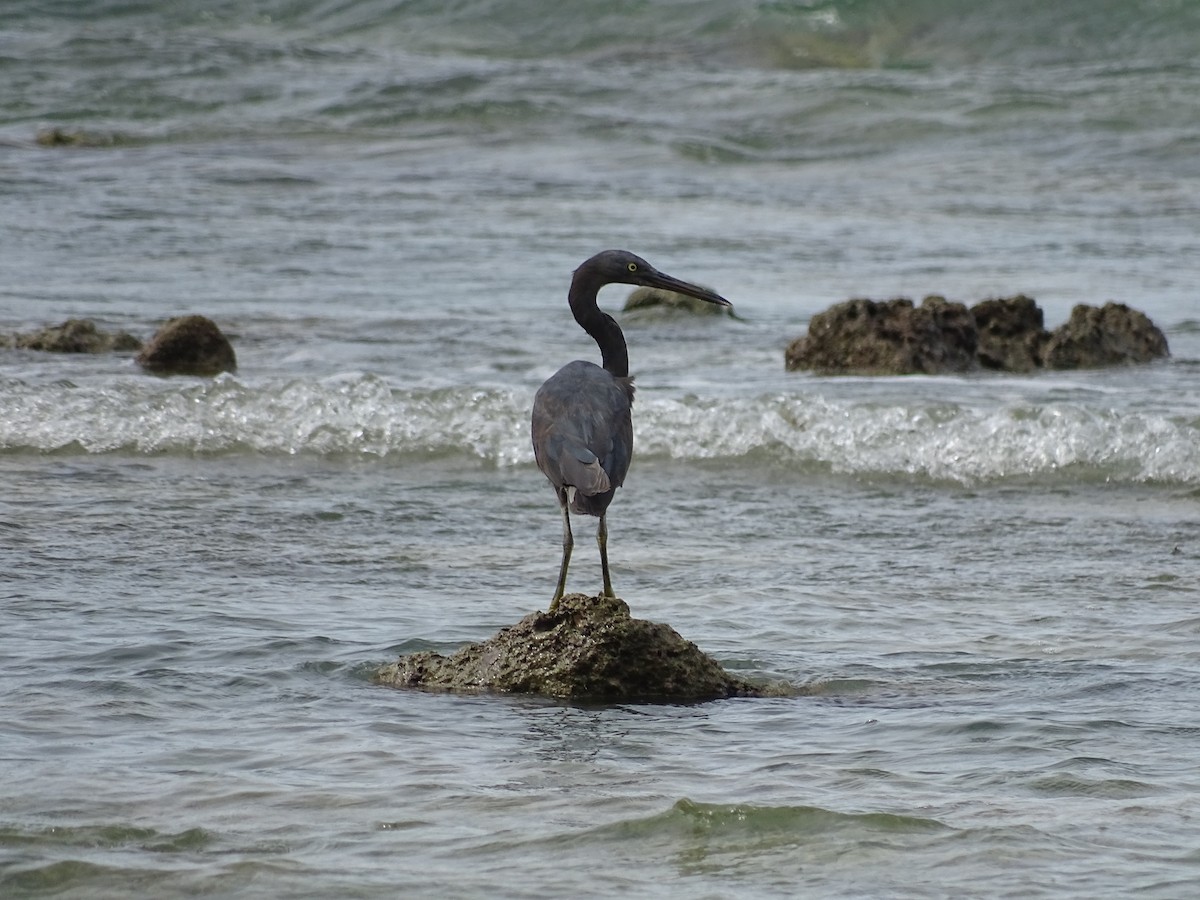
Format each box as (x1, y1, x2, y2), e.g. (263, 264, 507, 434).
(560, 446, 612, 499)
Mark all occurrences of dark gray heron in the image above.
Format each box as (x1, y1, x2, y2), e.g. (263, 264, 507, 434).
(531, 250, 732, 610)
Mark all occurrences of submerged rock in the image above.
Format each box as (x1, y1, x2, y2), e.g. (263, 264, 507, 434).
(35, 127, 130, 148)
(623, 286, 734, 316)
(784, 296, 978, 375)
(1042, 302, 1169, 369)
(373, 592, 765, 702)
(136, 315, 236, 376)
(13, 318, 142, 354)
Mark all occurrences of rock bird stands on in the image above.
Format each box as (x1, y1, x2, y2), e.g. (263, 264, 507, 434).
(531, 250, 732, 610)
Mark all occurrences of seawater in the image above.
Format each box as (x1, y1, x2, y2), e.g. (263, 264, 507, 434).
(3, 1, 1200, 897)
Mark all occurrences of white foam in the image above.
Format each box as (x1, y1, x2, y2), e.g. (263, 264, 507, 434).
(1, 374, 1196, 485)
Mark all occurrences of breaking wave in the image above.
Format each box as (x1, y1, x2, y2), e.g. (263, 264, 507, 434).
(2, 373, 1196, 486)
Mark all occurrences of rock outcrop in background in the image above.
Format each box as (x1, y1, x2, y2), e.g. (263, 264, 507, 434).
(5, 319, 142, 354)
(135, 316, 237, 377)
(786, 297, 1169, 375)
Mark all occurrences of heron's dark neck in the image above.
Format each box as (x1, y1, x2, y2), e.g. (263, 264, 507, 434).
(568, 278, 629, 378)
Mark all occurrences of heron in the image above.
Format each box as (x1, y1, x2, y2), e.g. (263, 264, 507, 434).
(531, 250, 732, 611)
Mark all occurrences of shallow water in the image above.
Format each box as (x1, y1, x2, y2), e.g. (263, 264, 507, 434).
(3, 1, 1200, 896)
(5, 447, 1200, 897)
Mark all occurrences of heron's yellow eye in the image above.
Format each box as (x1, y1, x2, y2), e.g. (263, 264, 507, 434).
(628, 262, 637, 272)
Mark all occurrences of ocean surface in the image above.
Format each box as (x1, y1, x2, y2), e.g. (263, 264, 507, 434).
(3, 1, 1200, 896)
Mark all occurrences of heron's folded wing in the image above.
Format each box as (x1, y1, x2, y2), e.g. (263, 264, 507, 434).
(557, 444, 612, 497)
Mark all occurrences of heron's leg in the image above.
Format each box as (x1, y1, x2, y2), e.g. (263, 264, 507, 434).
(597, 512, 615, 598)
(550, 487, 573, 612)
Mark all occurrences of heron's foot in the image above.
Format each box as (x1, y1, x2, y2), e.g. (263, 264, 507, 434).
(601, 569, 616, 599)
(548, 593, 563, 615)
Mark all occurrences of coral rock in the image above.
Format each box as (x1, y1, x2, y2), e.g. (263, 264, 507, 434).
(136, 315, 236, 377)
(623, 286, 733, 316)
(784, 296, 978, 375)
(1042, 302, 1169, 369)
(970, 295, 1049, 373)
(14, 319, 142, 354)
(374, 593, 762, 702)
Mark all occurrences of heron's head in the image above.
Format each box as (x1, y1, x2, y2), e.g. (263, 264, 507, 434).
(578, 250, 732, 309)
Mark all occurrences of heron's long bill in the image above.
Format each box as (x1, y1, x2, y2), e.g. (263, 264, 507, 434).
(646, 272, 732, 309)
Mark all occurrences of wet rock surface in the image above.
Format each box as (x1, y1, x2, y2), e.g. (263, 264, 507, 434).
(373, 592, 766, 702)
(971, 295, 1048, 373)
(136, 315, 236, 376)
(1042, 302, 1170, 369)
(784, 296, 978, 375)
(786, 296, 1169, 375)
(9, 318, 142, 353)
